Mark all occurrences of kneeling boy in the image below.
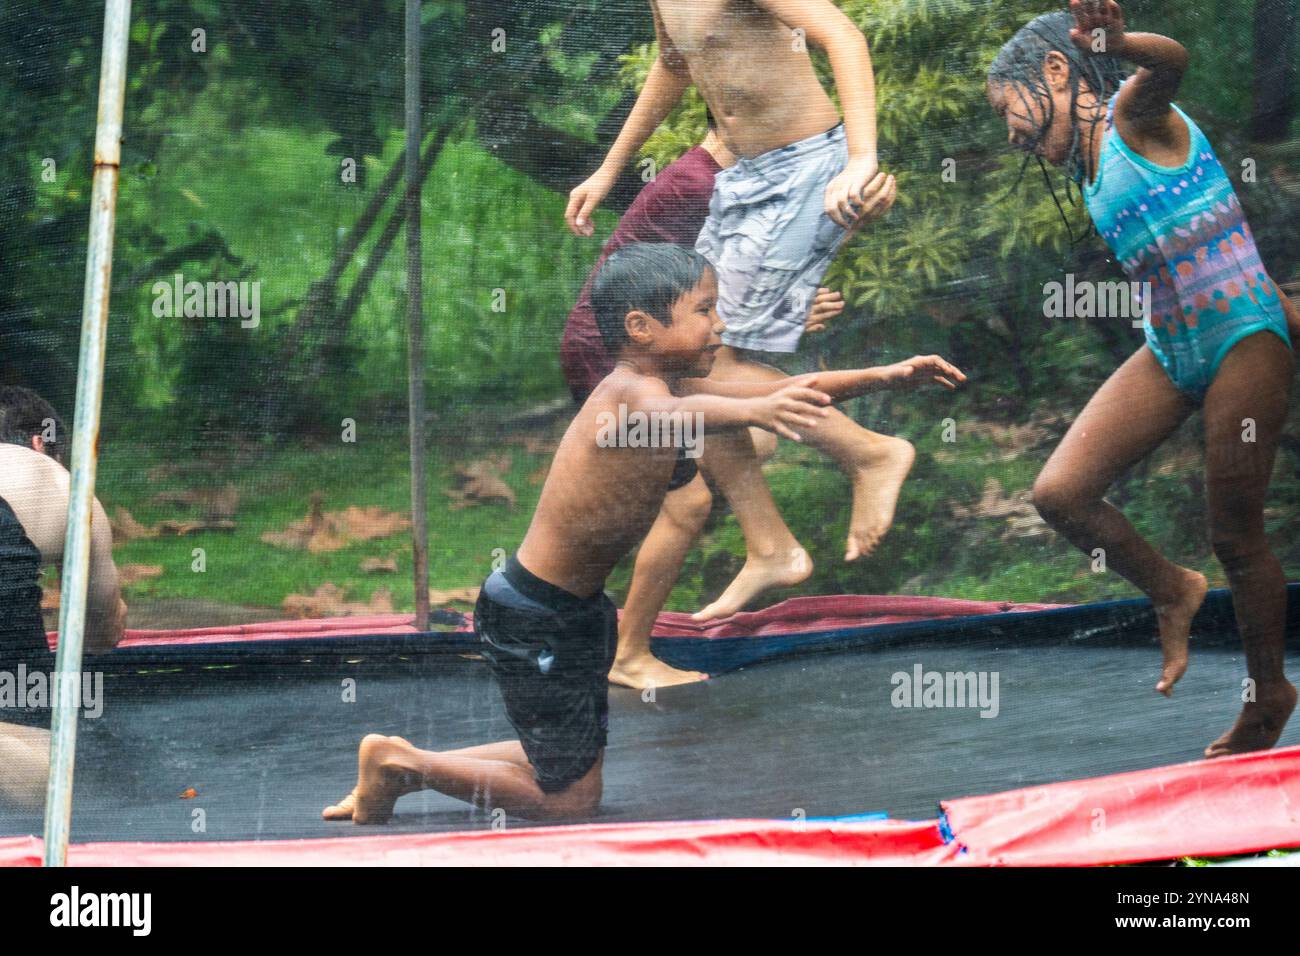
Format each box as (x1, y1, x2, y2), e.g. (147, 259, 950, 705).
(324, 243, 963, 822)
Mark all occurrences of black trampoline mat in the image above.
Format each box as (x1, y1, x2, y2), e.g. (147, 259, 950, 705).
(2, 643, 1295, 843)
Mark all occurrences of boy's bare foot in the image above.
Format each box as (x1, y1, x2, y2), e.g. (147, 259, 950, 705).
(608, 652, 707, 689)
(1205, 681, 1298, 758)
(322, 734, 419, 824)
(845, 437, 915, 561)
(692, 547, 812, 622)
(1153, 569, 1208, 696)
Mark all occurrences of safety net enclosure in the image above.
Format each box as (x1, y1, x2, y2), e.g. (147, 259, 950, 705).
(1, 0, 1299, 865)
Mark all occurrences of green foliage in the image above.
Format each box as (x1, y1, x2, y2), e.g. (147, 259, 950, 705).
(3, 0, 1297, 617)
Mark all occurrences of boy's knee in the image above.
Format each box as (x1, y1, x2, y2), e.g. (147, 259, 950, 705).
(541, 771, 602, 819)
(667, 478, 713, 532)
(749, 426, 777, 463)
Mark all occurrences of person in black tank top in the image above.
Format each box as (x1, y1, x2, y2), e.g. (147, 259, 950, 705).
(0, 494, 54, 733)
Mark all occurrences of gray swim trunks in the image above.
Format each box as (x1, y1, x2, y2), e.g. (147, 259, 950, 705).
(696, 123, 850, 354)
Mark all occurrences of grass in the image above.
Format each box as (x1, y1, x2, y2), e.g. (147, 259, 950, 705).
(93, 401, 1298, 617)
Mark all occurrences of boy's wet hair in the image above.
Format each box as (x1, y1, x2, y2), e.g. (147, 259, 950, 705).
(988, 11, 1128, 238)
(591, 243, 711, 355)
(0, 385, 66, 463)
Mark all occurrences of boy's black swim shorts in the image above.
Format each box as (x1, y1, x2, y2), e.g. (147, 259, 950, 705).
(474, 556, 616, 794)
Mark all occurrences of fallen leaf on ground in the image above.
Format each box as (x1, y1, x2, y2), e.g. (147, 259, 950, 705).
(445, 455, 516, 509)
(119, 564, 164, 585)
(151, 484, 240, 520)
(428, 586, 480, 606)
(950, 478, 1050, 540)
(263, 492, 410, 553)
(111, 507, 158, 541)
(282, 584, 395, 618)
(156, 519, 237, 536)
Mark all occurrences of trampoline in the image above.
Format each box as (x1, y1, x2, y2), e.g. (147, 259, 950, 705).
(4, 586, 1299, 865)
(7, 1, 1300, 870)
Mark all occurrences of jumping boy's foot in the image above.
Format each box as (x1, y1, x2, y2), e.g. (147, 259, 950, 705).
(692, 547, 813, 622)
(608, 652, 707, 689)
(1153, 568, 1208, 696)
(322, 734, 420, 824)
(1205, 681, 1298, 758)
(844, 437, 915, 561)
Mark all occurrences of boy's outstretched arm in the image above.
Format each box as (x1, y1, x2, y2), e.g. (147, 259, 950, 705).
(755, 0, 889, 228)
(626, 378, 833, 443)
(565, 4, 692, 236)
(679, 355, 966, 403)
(799, 355, 967, 402)
(1071, 1, 1188, 130)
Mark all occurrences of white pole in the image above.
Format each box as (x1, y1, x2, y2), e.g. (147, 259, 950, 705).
(406, 0, 430, 630)
(42, 0, 132, 867)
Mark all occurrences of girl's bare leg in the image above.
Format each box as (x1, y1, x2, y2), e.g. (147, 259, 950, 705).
(1032, 346, 1206, 695)
(1200, 331, 1297, 757)
(323, 735, 602, 823)
(609, 472, 712, 689)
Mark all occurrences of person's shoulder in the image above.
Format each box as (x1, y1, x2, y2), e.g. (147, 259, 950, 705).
(0, 444, 69, 495)
(587, 365, 670, 408)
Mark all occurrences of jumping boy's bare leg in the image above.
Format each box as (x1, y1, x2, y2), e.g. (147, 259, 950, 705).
(1200, 331, 1297, 757)
(0, 723, 49, 810)
(609, 473, 711, 688)
(1033, 346, 1206, 695)
(693, 346, 912, 622)
(323, 735, 602, 823)
(693, 421, 813, 621)
(716, 348, 916, 560)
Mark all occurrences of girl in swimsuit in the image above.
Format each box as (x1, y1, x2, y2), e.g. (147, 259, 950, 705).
(987, 2, 1298, 757)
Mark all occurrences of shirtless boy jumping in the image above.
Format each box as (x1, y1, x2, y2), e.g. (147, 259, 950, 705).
(568, 1, 913, 623)
(324, 244, 964, 822)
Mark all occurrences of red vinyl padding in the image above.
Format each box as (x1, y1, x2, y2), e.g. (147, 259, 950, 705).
(942, 743, 1300, 866)
(52, 594, 1065, 649)
(8, 746, 1299, 865)
(0, 819, 956, 867)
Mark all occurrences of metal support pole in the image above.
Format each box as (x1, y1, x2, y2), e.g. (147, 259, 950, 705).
(405, 0, 430, 631)
(43, 0, 132, 866)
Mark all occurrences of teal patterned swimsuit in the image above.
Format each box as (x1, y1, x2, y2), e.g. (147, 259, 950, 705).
(1083, 82, 1290, 398)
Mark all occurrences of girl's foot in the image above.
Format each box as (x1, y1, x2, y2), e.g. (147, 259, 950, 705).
(1205, 681, 1298, 758)
(845, 437, 915, 561)
(692, 547, 812, 622)
(1153, 568, 1208, 696)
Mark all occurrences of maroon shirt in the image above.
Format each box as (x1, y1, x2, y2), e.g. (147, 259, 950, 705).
(560, 146, 723, 403)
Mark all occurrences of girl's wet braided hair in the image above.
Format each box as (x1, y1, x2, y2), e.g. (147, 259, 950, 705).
(988, 11, 1129, 241)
